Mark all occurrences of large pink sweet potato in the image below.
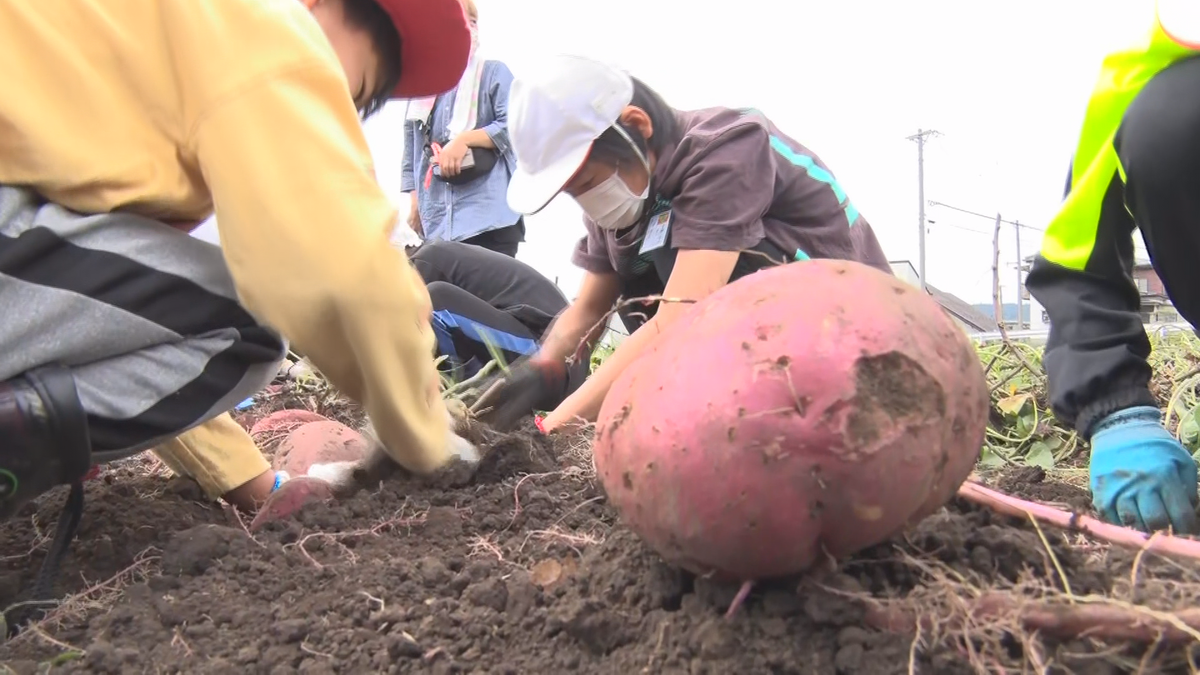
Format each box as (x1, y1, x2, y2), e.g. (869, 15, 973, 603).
(592, 259, 988, 581)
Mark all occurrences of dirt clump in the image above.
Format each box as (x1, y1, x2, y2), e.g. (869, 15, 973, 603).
(993, 464, 1093, 513)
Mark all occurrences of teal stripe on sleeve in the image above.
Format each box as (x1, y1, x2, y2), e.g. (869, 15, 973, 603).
(767, 135, 861, 228)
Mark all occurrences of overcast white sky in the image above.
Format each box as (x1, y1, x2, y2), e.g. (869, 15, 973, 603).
(197, 0, 1155, 313)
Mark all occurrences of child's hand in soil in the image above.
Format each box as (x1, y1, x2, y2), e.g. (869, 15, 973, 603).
(308, 412, 479, 495)
(1089, 406, 1199, 535)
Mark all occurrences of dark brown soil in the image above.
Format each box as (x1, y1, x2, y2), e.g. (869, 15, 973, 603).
(1, 408, 1198, 674)
(993, 465, 1094, 514)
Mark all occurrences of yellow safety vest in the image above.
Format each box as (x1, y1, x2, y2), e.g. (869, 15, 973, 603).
(1041, 2, 1198, 271)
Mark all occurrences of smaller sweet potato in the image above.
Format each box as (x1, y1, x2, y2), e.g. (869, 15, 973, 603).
(249, 409, 328, 439)
(273, 421, 368, 476)
(249, 477, 334, 531)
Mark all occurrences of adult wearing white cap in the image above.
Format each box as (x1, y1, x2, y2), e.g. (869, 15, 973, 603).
(473, 54, 893, 433)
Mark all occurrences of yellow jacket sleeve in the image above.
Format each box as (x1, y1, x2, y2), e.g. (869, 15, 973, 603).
(190, 63, 451, 474)
(153, 413, 271, 498)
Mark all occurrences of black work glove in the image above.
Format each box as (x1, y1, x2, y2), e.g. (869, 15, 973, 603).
(470, 358, 568, 432)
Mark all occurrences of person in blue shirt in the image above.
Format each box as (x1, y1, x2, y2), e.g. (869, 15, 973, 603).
(400, 0, 524, 257)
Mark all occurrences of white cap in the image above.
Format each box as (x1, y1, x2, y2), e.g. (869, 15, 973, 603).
(507, 54, 634, 215)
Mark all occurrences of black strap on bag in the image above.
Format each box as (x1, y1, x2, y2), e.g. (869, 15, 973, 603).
(421, 98, 499, 186)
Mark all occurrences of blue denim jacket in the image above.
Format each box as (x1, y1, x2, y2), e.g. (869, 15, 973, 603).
(401, 60, 521, 243)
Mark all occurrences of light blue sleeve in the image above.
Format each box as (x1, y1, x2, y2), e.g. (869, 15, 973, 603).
(400, 119, 418, 193)
(479, 61, 515, 171)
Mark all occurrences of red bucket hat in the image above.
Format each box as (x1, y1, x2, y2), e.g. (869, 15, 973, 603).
(376, 0, 472, 98)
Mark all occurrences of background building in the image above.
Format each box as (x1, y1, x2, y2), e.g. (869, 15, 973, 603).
(889, 260, 998, 334)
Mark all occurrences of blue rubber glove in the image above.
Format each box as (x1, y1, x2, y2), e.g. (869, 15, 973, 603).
(1089, 406, 1199, 534)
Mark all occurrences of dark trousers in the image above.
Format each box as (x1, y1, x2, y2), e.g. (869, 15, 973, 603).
(427, 281, 540, 380)
(1026, 54, 1200, 434)
(459, 219, 525, 258)
(411, 240, 588, 401)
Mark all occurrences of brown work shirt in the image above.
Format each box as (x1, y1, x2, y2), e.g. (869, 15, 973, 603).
(572, 107, 891, 281)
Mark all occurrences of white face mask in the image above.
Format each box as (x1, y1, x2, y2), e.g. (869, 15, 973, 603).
(576, 171, 648, 231)
(575, 126, 650, 231)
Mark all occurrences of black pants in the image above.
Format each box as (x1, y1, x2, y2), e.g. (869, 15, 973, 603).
(427, 281, 540, 380)
(459, 219, 525, 258)
(411, 240, 588, 400)
(1026, 54, 1200, 434)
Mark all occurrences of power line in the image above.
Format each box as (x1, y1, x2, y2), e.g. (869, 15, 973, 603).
(928, 220, 991, 236)
(928, 201, 1039, 328)
(927, 201, 1045, 232)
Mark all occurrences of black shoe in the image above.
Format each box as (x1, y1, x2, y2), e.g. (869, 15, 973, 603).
(0, 365, 92, 519)
(0, 365, 92, 634)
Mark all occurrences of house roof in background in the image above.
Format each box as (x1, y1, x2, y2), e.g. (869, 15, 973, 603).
(928, 285, 999, 332)
(886, 259, 999, 332)
(891, 260, 918, 277)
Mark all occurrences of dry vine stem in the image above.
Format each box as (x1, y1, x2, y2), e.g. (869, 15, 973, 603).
(988, 212, 1040, 380)
(570, 294, 697, 364)
(957, 481, 1200, 561)
(865, 592, 1200, 644)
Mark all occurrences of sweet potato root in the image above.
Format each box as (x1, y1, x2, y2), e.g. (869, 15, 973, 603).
(866, 592, 1200, 644)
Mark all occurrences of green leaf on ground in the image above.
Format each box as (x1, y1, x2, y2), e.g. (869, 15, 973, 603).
(1025, 440, 1056, 470)
(979, 446, 1007, 468)
(1181, 403, 1200, 453)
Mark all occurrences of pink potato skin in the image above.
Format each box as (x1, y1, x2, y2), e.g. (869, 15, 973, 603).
(249, 477, 335, 531)
(593, 259, 989, 582)
(249, 409, 329, 438)
(273, 421, 368, 476)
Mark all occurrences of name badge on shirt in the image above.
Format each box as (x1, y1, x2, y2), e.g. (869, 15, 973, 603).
(639, 210, 672, 254)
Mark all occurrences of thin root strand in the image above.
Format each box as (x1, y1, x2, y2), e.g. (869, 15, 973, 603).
(724, 580, 755, 620)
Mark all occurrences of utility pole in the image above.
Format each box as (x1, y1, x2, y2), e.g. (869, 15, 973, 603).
(992, 213, 1004, 332)
(907, 129, 941, 290)
(1014, 221, 1024, 330)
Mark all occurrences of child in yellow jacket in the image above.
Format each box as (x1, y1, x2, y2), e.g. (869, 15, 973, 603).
(0, 0, 477, 522)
